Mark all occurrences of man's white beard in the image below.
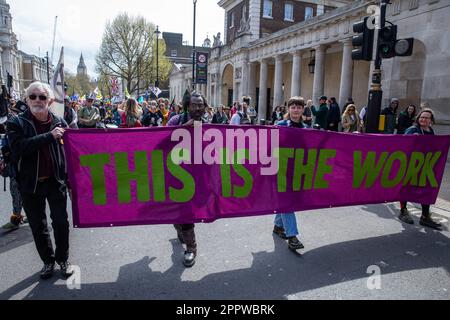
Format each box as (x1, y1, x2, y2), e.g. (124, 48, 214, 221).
(30, 105, 48, 117)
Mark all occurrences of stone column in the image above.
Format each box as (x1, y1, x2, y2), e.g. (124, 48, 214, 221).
(216, 72, 222, 106)
(233, 81, 240, 102)
(273, 55, 284, 108)
(205, 82, 210, 103)
(258, 59, 269, 122)
(186, 79, 191, 92)
(291, 51, 302, 97)
(248, 62, 257, 104)
(312, 45, 326, 106)
(339, 38, 354, 110)
(241, 60, 250, 97)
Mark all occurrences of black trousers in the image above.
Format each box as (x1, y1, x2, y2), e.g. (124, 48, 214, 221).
(21, 178, 69, 264)
(400, 202, 430, 217)
(174, 224, 197, 253)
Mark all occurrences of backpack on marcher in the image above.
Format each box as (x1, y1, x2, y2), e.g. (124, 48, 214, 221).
(238, 112, 251, 125)
(0, 134, 11, 178)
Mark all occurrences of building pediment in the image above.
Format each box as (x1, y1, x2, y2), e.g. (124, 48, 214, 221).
(218, 0, 242, 10)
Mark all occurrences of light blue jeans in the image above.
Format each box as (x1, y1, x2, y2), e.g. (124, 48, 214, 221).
(274, 212, 299, 238)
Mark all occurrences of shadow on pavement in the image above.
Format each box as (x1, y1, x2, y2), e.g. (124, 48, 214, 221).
(0, 225, 35, 255)
(360, 203, 449, 231)
(1, 225, 449, 300)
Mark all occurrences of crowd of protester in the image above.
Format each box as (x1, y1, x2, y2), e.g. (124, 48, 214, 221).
(0, 82, 444, 279)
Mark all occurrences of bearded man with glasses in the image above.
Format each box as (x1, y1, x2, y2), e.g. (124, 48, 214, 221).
(6, 81, 74, 280)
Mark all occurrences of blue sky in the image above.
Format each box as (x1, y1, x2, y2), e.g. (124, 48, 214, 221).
(10, 0, 224, 77)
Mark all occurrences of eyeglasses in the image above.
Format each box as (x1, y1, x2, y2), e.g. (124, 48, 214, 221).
(29, 94, 48, 101)
(190, 103, 205, 110)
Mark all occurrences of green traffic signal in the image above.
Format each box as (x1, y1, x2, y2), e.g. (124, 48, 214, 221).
(378, 25, 397, 59)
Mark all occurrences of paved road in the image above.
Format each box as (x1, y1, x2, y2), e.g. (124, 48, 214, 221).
(0, 164, 449, 300)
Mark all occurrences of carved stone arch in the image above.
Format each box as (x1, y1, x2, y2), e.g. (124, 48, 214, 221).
(221, 63, 235, 107)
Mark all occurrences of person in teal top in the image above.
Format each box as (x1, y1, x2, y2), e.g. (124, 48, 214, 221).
(311, 95, 329, 130)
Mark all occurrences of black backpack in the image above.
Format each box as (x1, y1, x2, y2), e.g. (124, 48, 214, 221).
(0, 134, 11, 178)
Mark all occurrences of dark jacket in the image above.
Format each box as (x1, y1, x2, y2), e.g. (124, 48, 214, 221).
(212, 112, 228, 124)
(327, 103, 341, 130)
(6, 109, 68, 194)
(277, 119, 310, 129)
(311, 103, 328, 130)
(381, 106, 397, 134)
(405, 125, 435, 136)
(396, 112, 414, 135)
(142, 110, 163, 127)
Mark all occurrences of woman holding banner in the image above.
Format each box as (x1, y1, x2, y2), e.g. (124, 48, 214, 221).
(398, 108, 442, 230)
(272, 96, 309, 251)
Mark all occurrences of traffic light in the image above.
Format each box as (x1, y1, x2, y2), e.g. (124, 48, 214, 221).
(394, 38, 414, 57)
(64, 82, 68, 93)
(352, 17, 374, 61)
(378, 25, 397, 59)
(379, 25, 414, 59)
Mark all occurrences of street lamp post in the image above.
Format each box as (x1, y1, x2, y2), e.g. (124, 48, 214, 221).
(155, 25, 161, 88)
(46, 51, 50, 84)
(192, 0, 197, 91)
(137, 58, 140, 97)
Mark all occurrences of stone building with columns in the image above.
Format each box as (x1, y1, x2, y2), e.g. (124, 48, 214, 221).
(170, 0, 450, 130)
(0, 0, 20, 97)
(18, 51, 53, 93)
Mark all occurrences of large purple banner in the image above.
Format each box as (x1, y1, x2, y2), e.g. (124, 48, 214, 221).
(64, 125, 450, 228)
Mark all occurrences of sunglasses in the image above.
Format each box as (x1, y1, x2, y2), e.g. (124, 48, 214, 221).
(29, 94, 48, 101)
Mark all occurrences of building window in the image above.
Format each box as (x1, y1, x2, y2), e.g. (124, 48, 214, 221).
(305, 7, 314, 20)
(229, 12, 235, 28)
(263, 0, 273, 18)
(285, 3, 294, 21)
(171, 50, 177, 57)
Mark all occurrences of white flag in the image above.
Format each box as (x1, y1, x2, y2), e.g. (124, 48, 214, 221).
(11, 90, 19, 101)
(150, 86, 162, 98)
(49, 47, 65, 119)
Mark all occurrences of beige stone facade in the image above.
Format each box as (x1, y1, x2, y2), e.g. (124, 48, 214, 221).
(19, 51, 52, 93)
(170, 0, 450, 129)
(0, 0, 20, 96)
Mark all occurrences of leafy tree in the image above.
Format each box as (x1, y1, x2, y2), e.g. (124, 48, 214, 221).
(65, 71, 94, 97)
(96, 13, 172, 95)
